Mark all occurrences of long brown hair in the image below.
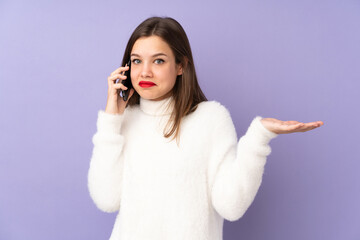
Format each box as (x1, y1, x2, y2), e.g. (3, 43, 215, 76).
(121, 16, 207, 145)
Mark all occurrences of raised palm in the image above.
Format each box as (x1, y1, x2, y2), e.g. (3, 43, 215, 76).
(260, 118, 324, 134)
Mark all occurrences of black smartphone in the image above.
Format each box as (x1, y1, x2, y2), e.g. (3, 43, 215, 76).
(116, 59, 132, 101)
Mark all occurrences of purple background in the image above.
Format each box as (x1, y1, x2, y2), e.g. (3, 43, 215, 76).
(1, 0, 359, 239)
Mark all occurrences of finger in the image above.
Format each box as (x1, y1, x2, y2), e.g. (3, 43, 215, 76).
(113, 81, 128, 89)
(297, 123, 320, 132)
(111, 64, 129, 75)
(307, 122, 321, 127)
(110, 65, 129, 76)
(284, 121, 301, 125)
(108, 74, 127, 84)
(301, 126, 318, 132)
(304, 121, 323, 126)
(314, 121, 324, 126)
(284, 122, 304, 128)
(109, 73, 127, 81)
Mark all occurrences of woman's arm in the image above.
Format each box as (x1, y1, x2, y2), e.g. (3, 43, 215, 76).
(87, 110, 126, 213)
(208, 106, 278, 222)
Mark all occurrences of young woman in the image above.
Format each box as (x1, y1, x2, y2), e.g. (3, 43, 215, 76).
(88, 16, 324, 240)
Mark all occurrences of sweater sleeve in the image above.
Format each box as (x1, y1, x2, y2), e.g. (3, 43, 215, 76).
(87, 110, 126, 213)
(208, 106, 278, 222)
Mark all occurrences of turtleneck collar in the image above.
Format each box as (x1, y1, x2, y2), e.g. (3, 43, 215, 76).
(139, 95, 175, 116)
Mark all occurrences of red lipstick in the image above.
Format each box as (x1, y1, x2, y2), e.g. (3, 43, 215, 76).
(139, 81, 156, 88)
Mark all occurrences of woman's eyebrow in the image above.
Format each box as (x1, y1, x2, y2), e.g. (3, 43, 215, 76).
(130, 53, 168, 57)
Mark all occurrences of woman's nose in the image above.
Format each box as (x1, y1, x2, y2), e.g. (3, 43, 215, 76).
(140, 62, 153, 78)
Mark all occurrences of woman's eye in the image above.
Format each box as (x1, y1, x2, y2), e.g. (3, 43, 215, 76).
(131, 59, 164, 64)
(155, 59, 164, 64)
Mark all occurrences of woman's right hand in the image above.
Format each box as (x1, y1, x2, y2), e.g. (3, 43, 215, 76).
(105, 64, 135, 115)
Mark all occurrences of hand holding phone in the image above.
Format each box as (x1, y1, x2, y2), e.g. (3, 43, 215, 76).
(105, 60, 134, 115)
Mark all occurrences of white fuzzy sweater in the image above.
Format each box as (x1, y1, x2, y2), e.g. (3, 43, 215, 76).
(88, 95, 278, 240)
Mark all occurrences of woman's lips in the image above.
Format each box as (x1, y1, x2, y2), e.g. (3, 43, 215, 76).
(139, 81, 156, 88)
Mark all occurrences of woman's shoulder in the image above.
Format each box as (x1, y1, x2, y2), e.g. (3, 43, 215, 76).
(193, 100, 233, 126)
(195, 100, 232, 117)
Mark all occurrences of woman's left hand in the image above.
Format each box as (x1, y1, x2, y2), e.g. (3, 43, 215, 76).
(260, 118, 324, 134)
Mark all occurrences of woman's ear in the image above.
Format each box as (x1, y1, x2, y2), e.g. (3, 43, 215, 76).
(177, 57, 188, 76)
(177, 64, 183, 76)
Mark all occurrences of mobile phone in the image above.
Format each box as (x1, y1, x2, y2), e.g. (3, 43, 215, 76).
(116, 59, 132, 101)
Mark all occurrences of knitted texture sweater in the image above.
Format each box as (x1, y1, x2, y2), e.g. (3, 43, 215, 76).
(87, 95, 278, 240)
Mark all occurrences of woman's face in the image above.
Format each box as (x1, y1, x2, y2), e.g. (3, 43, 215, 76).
(130, 35, 183, 101)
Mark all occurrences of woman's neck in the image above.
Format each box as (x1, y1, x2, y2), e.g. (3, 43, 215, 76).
(139, 95, 174, 116)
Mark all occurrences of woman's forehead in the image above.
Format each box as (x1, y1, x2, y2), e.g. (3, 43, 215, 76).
(131, 36, 173, 57)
